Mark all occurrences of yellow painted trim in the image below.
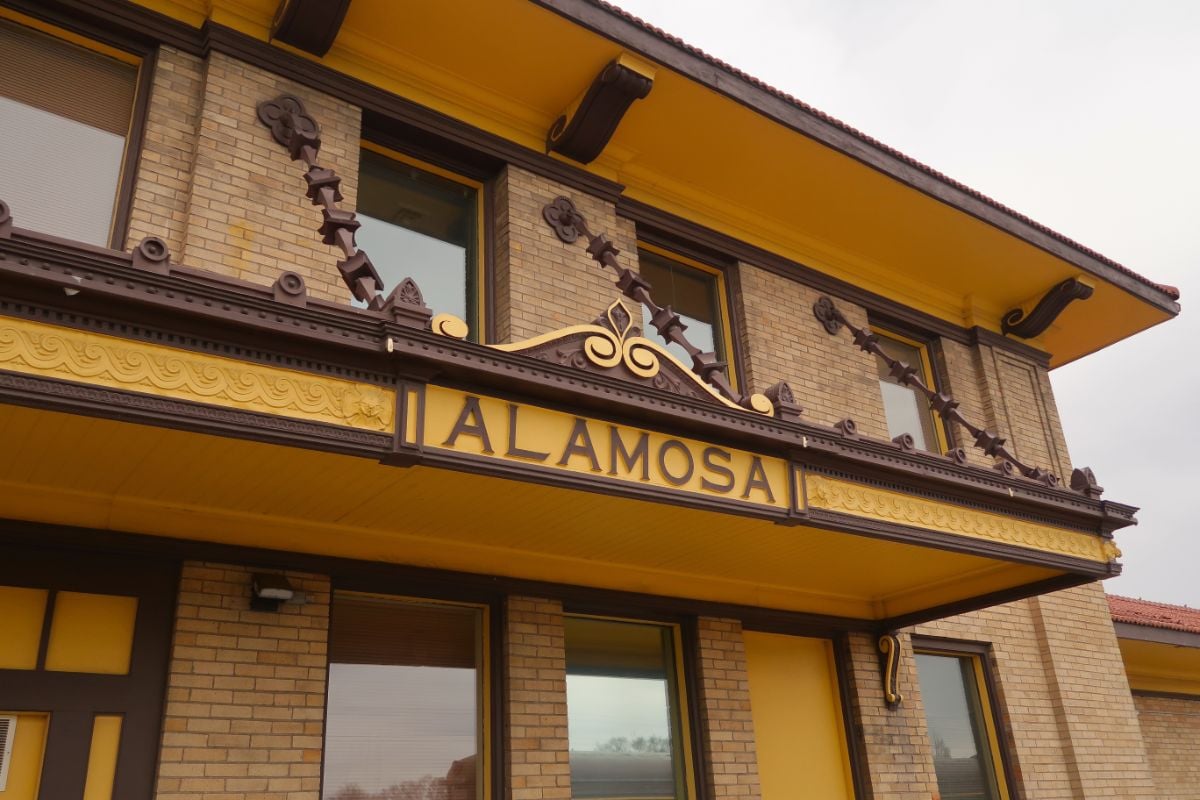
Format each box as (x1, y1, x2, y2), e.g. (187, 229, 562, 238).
(82, 716, 123, 800)
(804, 473, 1119, 563)
(359, 140, 488, 341)
(871, 327, 949, 453)
(637, 242, 740, 394)
(0, 317, 396, 432)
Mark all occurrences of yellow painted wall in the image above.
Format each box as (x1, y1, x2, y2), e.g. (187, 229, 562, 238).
(44, 592, 138, 675)
(0, 713, 48, 800)
(743, 632, 854, 800)
(0, 587, 46, 670)
(82, 716, 123, 800)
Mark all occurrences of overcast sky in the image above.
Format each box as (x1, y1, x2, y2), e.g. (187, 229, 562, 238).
(611, 0, 1199, 606)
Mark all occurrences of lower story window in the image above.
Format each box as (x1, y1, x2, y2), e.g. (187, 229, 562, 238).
(323, 593, 487, 800)
(565, 616, 691, 800)
(914, 648, 1010, 800)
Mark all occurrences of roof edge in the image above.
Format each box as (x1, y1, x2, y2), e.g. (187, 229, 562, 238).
(532, 0, 1181, 314)
(1110, 594, 1200, 638)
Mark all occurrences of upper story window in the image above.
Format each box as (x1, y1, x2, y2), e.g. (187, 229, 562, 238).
(637, 247, 734, 381)
(323, 592, 488, 800)
(0, 17, 139, 247)
(356, 145, 482, 337)
(914, 645, 1011, 800)
(873, 328, 945, 452)
(565, 616, 693, 800)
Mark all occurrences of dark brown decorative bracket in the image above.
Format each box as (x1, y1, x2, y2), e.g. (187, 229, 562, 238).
(1071, 466, 1104, 500)
(1002, 278, 1094, 339)
(878, 633, 904, 706)
(547, 57, 653, 164)
(131, 236, 170, 274)
(813, 295, 1082, 491)
(271, 0, 352, 57)
(544, 196, 774, 415)
(256, 93, 431, 329)
(0, 200, 11, 239)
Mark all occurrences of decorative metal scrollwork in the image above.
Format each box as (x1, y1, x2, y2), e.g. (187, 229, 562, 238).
(879, 633, 903, 706)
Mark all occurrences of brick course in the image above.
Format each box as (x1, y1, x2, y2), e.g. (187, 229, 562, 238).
(504, 596, 571, 800)
(155, 562, 330, 800)
(694, 618, 761, 800)
(1134, 693, 1200, 799)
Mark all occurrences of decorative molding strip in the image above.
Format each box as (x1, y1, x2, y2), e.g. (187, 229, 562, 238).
(542, 196, 776, 416)
(271, 0, 353, 57)
(0, 316, 395, 433)
(878, 634, 903, 706)
(1002, 278, 1094, 339)
(813, 294, 1088, 492)
(490, 299, 773, 414)
(255, 93, 431, 328)
(547, 57, 653, 163)
(805, 474, 1120, 563)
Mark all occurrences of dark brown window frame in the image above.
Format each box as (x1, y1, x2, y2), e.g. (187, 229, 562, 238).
(1, 5, 157, 251)
(910, 634, 1021, 800)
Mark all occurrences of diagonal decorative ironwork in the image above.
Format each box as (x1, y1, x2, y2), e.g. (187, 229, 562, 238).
(813, 294, 1067, 489)
(256, 94, 428, 326)
(543, 196, 771, 413)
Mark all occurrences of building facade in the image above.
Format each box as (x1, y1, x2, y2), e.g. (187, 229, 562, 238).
(0, 2, 1184, 800)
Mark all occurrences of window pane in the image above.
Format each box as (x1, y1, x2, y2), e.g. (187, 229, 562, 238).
(915, 653, 1001, 800)
(566, 617, 684, 799)
(356, 150, 477, 328)
(0, 20, 136, 246)
(874, 333, 939, 450)
(638, 250, 722, 366)
(323, 595, 483, 800)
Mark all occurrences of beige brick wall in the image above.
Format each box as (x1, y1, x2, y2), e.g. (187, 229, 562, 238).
(125, 46, 204, 256)
(733, 266, 890, 438)
(1134, 693, 1200, 799)
(843, 632, 939, 800)
(495, 166, 637, 343)
(504, 596, 571, 800)
(156, 562, 330, 800)
(910, 584, 1156, 799)
(694, 618, 761, 799)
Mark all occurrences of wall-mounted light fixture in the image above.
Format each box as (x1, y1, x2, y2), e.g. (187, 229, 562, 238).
(251, 572, 295, 611)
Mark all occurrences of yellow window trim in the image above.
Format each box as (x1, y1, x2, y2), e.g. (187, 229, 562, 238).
(871, 326, 950, 453)
(914, 646, 1012, 800)
(636, 241, 740, 394)
(359, 140, 489, 342)
(331, 590, 493, 800)
(564, 612, 698, 800)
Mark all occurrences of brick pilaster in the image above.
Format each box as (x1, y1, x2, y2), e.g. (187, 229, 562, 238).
(504, 596, 571, 800)
(694, 617, 761, 799)
(155, 562, 330, 800)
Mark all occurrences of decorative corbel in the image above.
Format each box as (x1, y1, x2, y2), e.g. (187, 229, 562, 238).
(0, 200, 11, 238)
(271, 0, 353, 57)
(1001, 277, 1094, 339)
(1070, 466, 1104, 499)
(879, 633, 904, 706)
(547, 56, 654, 164)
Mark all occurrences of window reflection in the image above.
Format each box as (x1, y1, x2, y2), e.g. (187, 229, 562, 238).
(637, 250, 723, 367)
(874, 332, 940, 451)
(323, 595, 483, 800)
(356, 150, 477, 331)
(915, 652, 1002, 800)
(565, 617, 686, 799)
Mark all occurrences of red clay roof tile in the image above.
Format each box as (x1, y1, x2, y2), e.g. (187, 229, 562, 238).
(1109, 594, 1200, 635)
